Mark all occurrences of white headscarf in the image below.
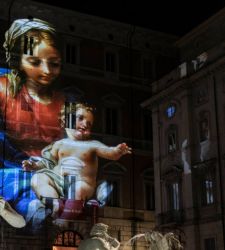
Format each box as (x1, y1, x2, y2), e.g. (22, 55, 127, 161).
(3, 18, 55, 63)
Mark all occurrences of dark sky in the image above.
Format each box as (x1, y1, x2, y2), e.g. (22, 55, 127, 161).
(34, 0, 225, 36)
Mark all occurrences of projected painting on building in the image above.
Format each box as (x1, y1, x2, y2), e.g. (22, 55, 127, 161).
(0, 18, 131, 232)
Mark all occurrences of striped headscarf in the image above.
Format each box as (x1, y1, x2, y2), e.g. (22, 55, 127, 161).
(3, 18, 55, 63)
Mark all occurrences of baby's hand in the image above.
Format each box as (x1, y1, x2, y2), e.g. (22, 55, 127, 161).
(117, 143, 132, 156)
(22, 160, 37, 171)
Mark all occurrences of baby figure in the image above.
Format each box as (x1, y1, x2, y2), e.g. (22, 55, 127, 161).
(22, 103, 131, 216)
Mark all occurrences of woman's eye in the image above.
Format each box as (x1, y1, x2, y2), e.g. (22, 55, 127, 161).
(28, 59, 41, 66)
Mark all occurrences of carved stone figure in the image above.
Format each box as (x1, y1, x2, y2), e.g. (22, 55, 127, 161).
(78, 223, 120, 250)
(122, 231, 183, 250)
(144, 231, 183, 250)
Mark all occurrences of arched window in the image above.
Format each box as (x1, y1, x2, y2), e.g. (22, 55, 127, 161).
(103, 162, 126, 207)
(196, 163, 216, 206)
(162, 165, 182, 214)
(53, 230, 83, 250)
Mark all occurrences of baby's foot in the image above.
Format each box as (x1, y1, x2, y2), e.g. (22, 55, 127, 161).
(0, 196, 26, 228)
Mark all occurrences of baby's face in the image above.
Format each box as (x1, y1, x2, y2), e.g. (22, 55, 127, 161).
(69, 108, 94, 140)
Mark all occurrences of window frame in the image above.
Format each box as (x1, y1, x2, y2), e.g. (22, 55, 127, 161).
(199, 111, 210, 143)
(104, 48, 119, 78)
(53, 230, 83, 248)
(103, 163, 126, 208)
(166, 104, 176, 119)
(144, 181, 155, 211)
(166, 181, 181, 211)
(204, 237, 216, 250)
(201, 168, 216, 206)
(64, 38, 80, 67)
(167, 125, 178, 153)
(104, 106, 119, 135)
(161, 165, 183, 213)
(102, 94, 123, 136)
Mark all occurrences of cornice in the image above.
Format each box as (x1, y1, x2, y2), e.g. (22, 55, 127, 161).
(1, 0, 177, 53)
(141, 44, 225, 109)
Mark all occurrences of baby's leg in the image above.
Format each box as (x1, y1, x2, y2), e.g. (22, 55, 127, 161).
(31, 173, 59, 199)
(75, 181, 95, 200)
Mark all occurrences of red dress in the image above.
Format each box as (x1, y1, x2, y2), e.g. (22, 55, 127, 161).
(0, 76, 65, 156)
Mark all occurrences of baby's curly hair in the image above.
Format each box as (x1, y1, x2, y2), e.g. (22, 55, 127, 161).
(74, 102, 96, 114)
(59, 102, 96, 128)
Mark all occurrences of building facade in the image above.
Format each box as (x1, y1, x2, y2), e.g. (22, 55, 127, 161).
(0, 0, 178, 249)
(142, 7, 225, 250)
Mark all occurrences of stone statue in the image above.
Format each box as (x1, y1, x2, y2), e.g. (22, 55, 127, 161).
(78, 223, 120, 250)
(144, 231, 183, 250)
(122, 231, 183, 250)
(78, 223, 183, 250)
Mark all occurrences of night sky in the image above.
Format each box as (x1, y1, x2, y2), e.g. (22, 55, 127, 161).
(34, 0, 225, 36)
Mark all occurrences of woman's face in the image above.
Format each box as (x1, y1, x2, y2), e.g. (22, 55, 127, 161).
(20, 40, 61, 86)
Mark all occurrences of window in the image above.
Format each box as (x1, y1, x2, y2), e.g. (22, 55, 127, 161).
(65, 43, 77, 64)
(105, 107, 119, 135)
(103, 163, 126, 207)
(64, 102, 76, 129)
(202, 170, 215, 205)
(199, 117, 209, 142)
(204, 238, 216, 250)
(106, 179, 120, 207)
(23, 35, 34, 55)
(167, 182, 180, 210)
(145, 182, 155, 210)
(168, 130, 177, 153)
(64, 175, 76, 199)
(205, 179, 214, 204)
(105, 51, 117, 73)
(20, 171, 32, 199)
(166, 104, 176, 118)
(53, 230, 83, 249)
(102, 94, 123, 135)
(194, 83, 209, 105)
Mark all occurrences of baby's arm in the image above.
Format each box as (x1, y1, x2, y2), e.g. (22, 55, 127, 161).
(95, 141, 132, 160)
